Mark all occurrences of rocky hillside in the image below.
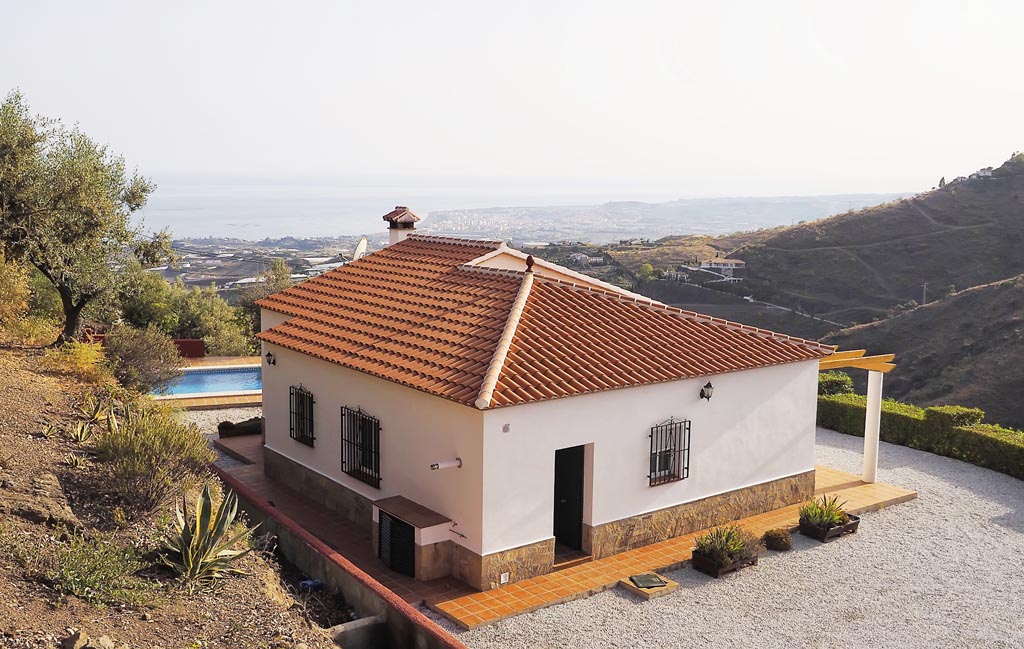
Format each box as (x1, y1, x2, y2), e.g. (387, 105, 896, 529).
(0, 349, 336, 649)
(825, 275, 1024, 429)
(731, 154, 1024, 324)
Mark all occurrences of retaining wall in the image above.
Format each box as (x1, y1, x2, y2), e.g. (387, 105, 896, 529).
(212, 465, 467, 649)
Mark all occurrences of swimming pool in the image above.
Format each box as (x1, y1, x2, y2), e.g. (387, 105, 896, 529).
(157, 366, 262, 396)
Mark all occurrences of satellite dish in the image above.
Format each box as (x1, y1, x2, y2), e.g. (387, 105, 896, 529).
(352, 236, 368, 261)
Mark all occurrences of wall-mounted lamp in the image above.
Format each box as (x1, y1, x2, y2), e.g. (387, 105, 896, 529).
(700, 381, 714, 401)
(265, 351, 276, 366)
(430, 457, 463, 471)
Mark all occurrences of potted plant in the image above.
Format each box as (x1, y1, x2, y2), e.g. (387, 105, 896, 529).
(690, 525, 762, 578)
(798, 495, 860, 542)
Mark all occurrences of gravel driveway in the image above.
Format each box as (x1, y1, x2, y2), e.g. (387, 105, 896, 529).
(424, 428, 1024, 648)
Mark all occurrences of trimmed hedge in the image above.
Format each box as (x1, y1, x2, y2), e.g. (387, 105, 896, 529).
(817, 395, 1024, 481)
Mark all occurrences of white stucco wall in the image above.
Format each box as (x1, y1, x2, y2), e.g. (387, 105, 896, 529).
(479, 360, 819, 555)
(260, 342, 487, 554)
(260, 308, 290, 332)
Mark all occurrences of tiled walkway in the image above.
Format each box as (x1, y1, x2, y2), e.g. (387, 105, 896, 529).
(215, 436, 917, 630)
(431, 469, 916, 629)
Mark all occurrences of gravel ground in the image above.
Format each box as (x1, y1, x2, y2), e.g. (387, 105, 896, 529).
(423, 428, 1024, 649)
(181, 407, 262, 469)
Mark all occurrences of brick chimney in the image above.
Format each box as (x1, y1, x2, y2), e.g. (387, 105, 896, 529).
(382, 205, 421, 246)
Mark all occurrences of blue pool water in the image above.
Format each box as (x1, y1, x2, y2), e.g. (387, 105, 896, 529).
(158, 367, 262, 395)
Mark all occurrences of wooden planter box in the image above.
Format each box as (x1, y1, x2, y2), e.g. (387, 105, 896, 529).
(690, 552, 758, 578)
(798, 514, 860, 542)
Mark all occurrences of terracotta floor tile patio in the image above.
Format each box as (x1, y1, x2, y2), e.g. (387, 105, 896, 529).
(426, 467, 917, 630)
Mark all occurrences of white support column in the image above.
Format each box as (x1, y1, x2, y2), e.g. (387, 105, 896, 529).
(862, 370, 884, 483)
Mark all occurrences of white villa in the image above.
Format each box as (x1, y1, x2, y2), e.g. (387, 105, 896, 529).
(254, 208, 840, 591)
(700, 257, 746, 277)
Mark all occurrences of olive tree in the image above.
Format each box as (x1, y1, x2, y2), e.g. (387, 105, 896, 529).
(0, 91, 170, 344)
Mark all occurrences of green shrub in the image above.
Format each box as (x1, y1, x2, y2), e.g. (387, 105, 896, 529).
(762, 528, 792, 551)
(1, 314, 61, 345)
(817, 395, 1024, 481)
(817, 371, 854, 396)
(923, 405, 985, 433)
(41, 341, 112, 384)
(816, 394, 926, 445)
(8, 528, 149, 607)
(799, 495, 850, 530)
(104, 325, 183, 392)
(692, 525, 761, 565)
(93, 402, 214, 512)
(161, 484, 255, 588)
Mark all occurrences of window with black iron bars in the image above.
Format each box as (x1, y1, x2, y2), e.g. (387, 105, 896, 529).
(341, 406, 381, 488)
(648, 417, 690, 486)
(289, 385, 315, 447)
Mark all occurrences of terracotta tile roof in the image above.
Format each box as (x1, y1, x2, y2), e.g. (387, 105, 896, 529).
(257, 235, 835, 409)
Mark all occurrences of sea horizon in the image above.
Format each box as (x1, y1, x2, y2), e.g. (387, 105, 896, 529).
(135, 174, 909, 241)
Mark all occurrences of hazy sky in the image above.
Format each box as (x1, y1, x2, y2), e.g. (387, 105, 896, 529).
(2, 1, 1022, 196)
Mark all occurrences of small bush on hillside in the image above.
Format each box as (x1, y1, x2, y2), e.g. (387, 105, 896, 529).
(8, 527, 149, 607)
(104, 325, 183, 392)
(0, 253, 30, 330)
(94, 402, 214, 512)
(41, 341, 112, 384)
(817, 371, 854, 396)
(762, 528, 792, 551)
(1, 314, 61, 345)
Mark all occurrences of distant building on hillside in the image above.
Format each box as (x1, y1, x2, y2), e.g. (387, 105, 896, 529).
(700, 258, 746, 278)
(970, 167, 994, 179)
(568, 252, 604, 267)
(662, 270, 689, 282)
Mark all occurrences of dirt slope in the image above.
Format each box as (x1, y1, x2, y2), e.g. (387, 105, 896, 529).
(825, 275, 1024, 429)
(733, 154, 1024, 323)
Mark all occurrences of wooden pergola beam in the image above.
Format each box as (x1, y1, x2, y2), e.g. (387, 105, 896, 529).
(819, 353, 897, 373)
(825, 349, 867, 361)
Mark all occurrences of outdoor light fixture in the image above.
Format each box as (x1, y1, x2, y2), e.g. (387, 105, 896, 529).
(700, 381, 714, 401)
(265, 351, 276, 366)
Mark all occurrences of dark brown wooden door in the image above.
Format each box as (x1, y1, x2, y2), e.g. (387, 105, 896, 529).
(553, 445, 585, 550)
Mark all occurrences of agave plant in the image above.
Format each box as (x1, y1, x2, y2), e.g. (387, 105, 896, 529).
(63, 452, 85, 468)
(76, 396, 106, 424)
(40, 422, 59, 439)
(799, 495, 850, 529)
(66, 421, 94, 444)
(105, 409, 119, 435)
(161, 484, 256, 586)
